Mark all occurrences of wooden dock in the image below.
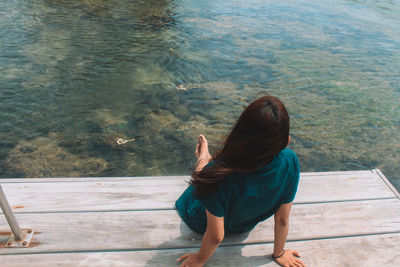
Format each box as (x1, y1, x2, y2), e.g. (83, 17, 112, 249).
(1, 169, 400, 266)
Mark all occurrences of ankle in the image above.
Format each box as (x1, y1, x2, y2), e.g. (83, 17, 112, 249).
(197, 155, 211, 163)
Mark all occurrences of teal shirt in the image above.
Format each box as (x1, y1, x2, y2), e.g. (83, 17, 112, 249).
(175, 148, 300, 234)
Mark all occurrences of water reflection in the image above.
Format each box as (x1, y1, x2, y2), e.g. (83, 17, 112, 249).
(0, 0, 399, 189)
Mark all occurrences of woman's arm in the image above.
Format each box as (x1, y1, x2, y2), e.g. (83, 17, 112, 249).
(178, 135, 221, 266)
(273, 202, 292, 257)
(273, 202, 305, 267)
(178, 210, 225, 266)
(198, 210, 225, 262)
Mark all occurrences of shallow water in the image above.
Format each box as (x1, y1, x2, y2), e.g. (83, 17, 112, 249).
(0, 0, 399, 190)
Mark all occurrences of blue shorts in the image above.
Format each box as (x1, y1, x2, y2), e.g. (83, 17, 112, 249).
(175, 186, 207, 234)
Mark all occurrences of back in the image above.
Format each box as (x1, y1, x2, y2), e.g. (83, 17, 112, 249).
(199, 148, 300, 233)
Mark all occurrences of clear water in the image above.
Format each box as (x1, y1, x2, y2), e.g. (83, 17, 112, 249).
(0, 0, 399, 190)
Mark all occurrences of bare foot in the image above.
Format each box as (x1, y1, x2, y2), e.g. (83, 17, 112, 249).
(195, 134, 212, 162)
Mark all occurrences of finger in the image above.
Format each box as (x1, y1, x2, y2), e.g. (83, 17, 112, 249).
(177, 254, 189, 262)
(297, 259, 306, 267)
(293, 259, 304, 267)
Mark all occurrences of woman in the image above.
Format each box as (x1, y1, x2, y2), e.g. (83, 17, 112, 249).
(175, 96, 305, 267)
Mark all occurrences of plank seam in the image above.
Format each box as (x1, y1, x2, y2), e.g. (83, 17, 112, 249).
(1, 231, 400, 256)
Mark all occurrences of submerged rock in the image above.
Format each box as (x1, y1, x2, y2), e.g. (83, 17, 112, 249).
(93, 108, 129, 128)
(6, 133, 108, 177)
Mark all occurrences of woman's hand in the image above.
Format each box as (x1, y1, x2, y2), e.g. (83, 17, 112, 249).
(274, 249, 305, 267)
(177, 253, 205, 267)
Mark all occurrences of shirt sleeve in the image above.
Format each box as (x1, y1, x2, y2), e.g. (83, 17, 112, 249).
(281, 152, 300, 204)
(199, 190, 225, 217)
(203, 160, 217, 170)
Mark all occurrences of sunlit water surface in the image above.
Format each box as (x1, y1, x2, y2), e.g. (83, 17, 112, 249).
(0, 0, 399, 190)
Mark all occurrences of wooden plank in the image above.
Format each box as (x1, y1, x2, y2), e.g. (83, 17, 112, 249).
(0, 172, 394, 213)
(0, 176, 190, 183)
(0, 171, 374, 183)
(0, 178, 187, 213)
(1, 199, 400, 254)
(0, 233, 399, 266)
(299, 170, 373, 176)
(295, 171, 394, 203)
(373, 169, 400, 200)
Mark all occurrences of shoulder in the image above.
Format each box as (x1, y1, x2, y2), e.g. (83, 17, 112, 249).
(278, 148, 300, 172)
(279, 148, 298, 159)
(279, 149, 301, 203)
(279, 148, 298, 162)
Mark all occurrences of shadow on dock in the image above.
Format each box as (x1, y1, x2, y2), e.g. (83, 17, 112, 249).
(143, 221, 274, 266)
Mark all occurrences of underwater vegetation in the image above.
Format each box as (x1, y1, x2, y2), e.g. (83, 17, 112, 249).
(6, 133, 108, 177)
(0, 0, 399, 189)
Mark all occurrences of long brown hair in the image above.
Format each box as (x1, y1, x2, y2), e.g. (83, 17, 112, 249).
(190, 96, 290, 197)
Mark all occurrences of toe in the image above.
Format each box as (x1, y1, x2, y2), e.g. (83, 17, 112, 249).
(199, 134, 207, 144)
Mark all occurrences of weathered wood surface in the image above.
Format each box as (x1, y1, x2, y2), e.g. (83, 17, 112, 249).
(0, 170, 373, 183)
(0, 171, 395, 213)
(1, 233, 399, 267)
(1, 199, 400, 254)
(0, 170, 400, 266)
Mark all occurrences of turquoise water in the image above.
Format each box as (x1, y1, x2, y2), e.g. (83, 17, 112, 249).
(0, 0, 399, 190)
